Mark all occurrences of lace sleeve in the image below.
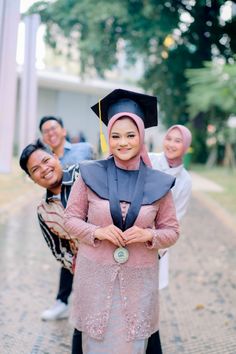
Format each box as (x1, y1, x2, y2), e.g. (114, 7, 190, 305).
(64, 176, 100, 246)
(146, 191, 179, 250)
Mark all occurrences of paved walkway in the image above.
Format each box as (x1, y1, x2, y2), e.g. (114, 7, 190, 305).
(190, 171, 224, 192)
(0, 174, 236, 353)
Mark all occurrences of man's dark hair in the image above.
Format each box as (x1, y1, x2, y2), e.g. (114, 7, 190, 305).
(19, 139, 52, 176)
(39, 116, 64, 131)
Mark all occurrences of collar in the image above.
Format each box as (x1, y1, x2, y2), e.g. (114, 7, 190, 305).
(45, 165, 77, 202)
(79, 157, 175, 205)
(64, 140, 72, 150)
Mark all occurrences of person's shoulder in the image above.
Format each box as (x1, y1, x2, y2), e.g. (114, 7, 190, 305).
(37, 194, 47, 212)
(147, 164, 174, 181)
(181, 167, 192, 181)
(148, 152, 163, 163)
(64, 163, 80, 173)
(62, 164, 80, 184)
(79, 159, 108, 181)
(79, 158, 107, 170)
(72, 142, 93, 151)
(178, 167, 192, 189)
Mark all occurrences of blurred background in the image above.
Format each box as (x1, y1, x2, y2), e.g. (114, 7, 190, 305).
(1, 0, 236, 170)
(1, 2, 236, 353)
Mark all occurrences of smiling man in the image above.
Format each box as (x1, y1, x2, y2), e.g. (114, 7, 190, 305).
(19, 139, 80, 268)
(19, 140, 82, 321)
(39, 116, 93, 168)
(38, 116, 94, 322)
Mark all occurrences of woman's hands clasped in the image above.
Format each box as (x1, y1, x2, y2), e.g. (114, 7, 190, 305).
(94, 225, 125, 247)
(94, 225, 153, 246)
(123, 226, 152, 245)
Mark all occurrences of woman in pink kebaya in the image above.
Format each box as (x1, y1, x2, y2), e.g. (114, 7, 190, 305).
(64, 89, 180, 354)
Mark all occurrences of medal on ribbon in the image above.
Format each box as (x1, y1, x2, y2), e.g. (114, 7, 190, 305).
(113, 246, 129, 264)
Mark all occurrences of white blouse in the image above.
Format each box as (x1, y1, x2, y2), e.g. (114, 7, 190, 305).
(149, 152, 192, 221)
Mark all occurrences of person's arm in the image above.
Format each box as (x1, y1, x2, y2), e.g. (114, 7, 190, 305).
(65, 176, 126, 247)
(87, 143, 95, 160)
(174, 176, 192, 221)
(123, 191, 179, 248)
(146, 191, 180, 250)
(64, 176, 100, 246)
(37, 213, 74, 271)
(37, 199, 72, 240)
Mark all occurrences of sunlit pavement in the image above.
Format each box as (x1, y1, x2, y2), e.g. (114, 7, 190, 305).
(0, 187, 236, 353)
(160, 194, 236, 354)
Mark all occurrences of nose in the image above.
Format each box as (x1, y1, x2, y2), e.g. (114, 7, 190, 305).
(119, 137, 128, 146)
(167, 139, 175, 147)
(40, 164, 48, 175)
(47, 128, 56, 137)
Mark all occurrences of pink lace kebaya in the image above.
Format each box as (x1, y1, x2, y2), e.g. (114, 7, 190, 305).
(64, 109, 179, 352)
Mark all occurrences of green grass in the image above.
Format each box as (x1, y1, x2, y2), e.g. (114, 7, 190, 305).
(191, 164, 236, 217)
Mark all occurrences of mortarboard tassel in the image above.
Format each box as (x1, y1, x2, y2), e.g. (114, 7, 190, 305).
(99, 99, 108, 154)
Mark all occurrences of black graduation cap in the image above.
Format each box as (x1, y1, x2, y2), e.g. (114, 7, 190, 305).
(91, 88, 158, 128)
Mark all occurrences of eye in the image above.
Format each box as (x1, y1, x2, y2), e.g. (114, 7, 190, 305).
(31, 167, 38, 174)
(127, 134, 136, 138)
(111, 135, 120, 139)
(43, 157, 50, 163)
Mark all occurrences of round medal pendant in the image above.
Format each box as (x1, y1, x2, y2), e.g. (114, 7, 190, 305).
(113, 247, 129, 264)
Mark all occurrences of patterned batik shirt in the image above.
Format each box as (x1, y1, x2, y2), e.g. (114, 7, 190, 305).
(37, 164, 80, 272)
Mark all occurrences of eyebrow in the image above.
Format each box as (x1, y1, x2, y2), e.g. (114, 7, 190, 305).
(29, 156, 49, 172)
(166, 135, 183, 140)
(111, 130, 137, 134)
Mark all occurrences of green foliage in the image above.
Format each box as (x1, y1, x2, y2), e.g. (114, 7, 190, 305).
(186, 61, 236, 165)
(27, 0, 236, 161)
(186, 61, 236, 116)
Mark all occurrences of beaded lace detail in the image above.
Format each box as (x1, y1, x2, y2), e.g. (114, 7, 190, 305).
(71, 255, 159, 341)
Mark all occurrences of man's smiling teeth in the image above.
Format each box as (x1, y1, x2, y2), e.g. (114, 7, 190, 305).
(44, 170, 54, 179)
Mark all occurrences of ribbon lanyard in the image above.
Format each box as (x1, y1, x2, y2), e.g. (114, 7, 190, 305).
(98, 100, 108, 154)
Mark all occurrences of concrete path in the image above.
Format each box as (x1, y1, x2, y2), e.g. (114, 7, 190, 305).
(190, 171, 224, 192)
(0, 173, 235, 354)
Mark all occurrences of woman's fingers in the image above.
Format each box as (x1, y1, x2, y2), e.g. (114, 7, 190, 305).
(112, 230, 125, 247)
(96, 225, 125, 247)
(105, 234, 120, 247)
(124, 227, 152, 244)
(96, 225, 153, 246)
(123, 226, 139, 240)
(105, 225, 125, 247)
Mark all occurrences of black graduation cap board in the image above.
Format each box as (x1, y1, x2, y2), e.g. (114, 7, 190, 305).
(91, 88, 159, 128)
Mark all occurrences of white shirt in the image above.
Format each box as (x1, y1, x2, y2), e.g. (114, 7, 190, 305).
(149, 152, 192, 221)
(149, 152, 192, 289)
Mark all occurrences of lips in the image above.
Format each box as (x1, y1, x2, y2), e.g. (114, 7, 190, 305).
(118, 148, 131, 153)
(47, 137, 58, 145)
(43, 169, 54, 180)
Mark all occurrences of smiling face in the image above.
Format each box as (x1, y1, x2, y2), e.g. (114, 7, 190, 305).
(27, 149, 63, 191)
(163, 127, 184, 160)
(41, 120, 66, 150)
(109, 117, 140, 161)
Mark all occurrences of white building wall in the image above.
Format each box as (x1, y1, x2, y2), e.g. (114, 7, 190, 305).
(56, 90, 100, 146)
(15, 72, 165, 154)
